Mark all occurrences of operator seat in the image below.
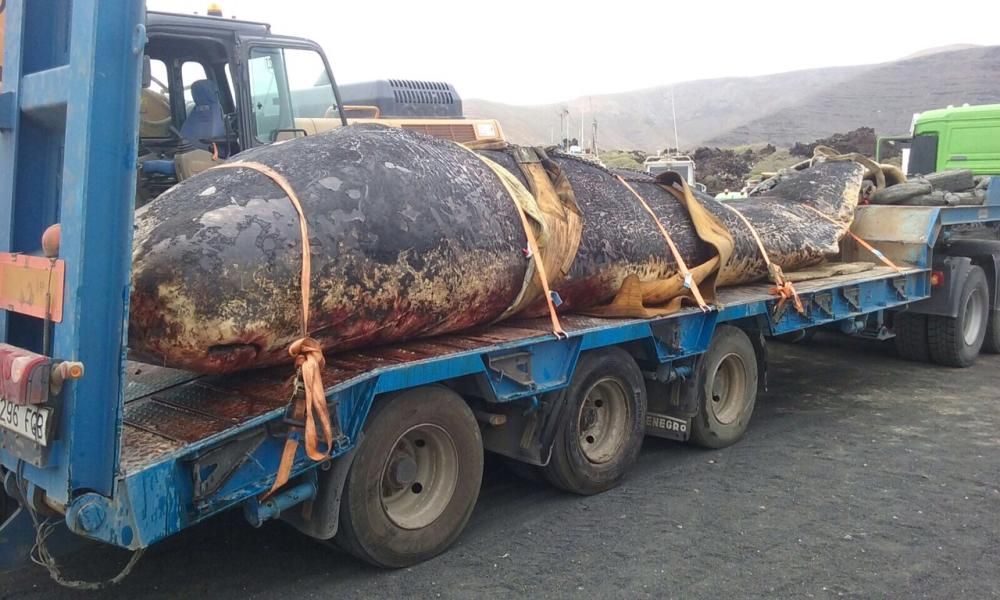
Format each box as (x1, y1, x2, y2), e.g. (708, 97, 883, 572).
(182, 79, 227, 151)
(143, 79, 227, 179)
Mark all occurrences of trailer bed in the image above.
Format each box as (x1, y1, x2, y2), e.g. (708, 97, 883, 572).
(119, 263, 923, 474)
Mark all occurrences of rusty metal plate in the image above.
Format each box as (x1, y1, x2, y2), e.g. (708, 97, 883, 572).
(120, 425, 183, 474)
(124, 399, 231, 444)
(124, 360, 200, 403)
(0, 253, 65, 322)
(155, 381, 286, 422)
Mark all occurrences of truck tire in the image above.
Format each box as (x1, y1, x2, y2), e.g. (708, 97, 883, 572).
(924, 169, 975, 193)
(870, 181, 932, 205)
(927, 266, 989, 367)
(335, 386, 483, 568)
(893, 312, 930, 362)
(689, 325, 758, 449)
(544, 348, 646, 496)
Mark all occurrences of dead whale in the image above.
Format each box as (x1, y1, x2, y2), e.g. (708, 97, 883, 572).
(129, 125, 862, 373)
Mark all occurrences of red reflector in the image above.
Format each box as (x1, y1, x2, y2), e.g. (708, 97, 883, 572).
(930, 271, 945, 287)
(0, 344, 51, 405)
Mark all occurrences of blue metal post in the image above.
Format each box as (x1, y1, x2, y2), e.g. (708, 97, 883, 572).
(0, 0, 145, 502)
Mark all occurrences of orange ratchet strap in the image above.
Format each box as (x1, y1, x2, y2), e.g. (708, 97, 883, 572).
(615, 175, 710, 311)
(212, 161, 335, 497)
(509, 196, 568, 338)
(800, 204, 903, 273)
(719, 202, 806, 317)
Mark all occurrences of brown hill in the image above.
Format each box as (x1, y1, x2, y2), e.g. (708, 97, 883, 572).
(464, 46, 1000, 152)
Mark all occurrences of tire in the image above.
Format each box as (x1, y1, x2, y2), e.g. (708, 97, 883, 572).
(689, 325, 759, 449)
(924, 169, 975, 193)
(927, 266, 989, 367)
(870, 181, 932, 205)
(893, 312, 931, 362)
(335, 386, 483, 568)
(544, 348, 646, 496)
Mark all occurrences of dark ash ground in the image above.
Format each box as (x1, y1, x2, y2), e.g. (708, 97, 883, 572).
(4, 332, 998, 599)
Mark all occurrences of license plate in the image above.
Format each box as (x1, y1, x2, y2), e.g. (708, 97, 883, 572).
(0, 397, 53, 446)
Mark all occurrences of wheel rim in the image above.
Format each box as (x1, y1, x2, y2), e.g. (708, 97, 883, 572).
(962, 288, 986, 346)
(709, 353, 748, 425)
(577, 377, 630, 464)
(380, 424, 459, 530)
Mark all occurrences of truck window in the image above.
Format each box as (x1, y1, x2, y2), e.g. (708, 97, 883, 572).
(248, 46, 335, 142)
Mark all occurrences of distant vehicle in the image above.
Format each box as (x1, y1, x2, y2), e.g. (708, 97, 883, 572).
(643, 154, 707, 192)
(714, 189, 748, 201)
(876, 103, 1000, 176)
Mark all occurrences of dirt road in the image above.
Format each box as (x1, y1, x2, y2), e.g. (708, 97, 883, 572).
(4, 333, 999, 598)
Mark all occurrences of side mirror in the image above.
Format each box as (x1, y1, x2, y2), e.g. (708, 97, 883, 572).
(142, 56, 152, 89)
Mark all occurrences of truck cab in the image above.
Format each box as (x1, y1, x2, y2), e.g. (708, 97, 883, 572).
(876, 103, 1000, 177)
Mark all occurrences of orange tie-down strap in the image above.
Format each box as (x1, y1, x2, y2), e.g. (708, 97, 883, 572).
(615, 175, 710, 311)
(211, 161, 334, 497)
(799, 204, 903, 272)
(468, 150, 569, 338)
(717, 201, 806, 317)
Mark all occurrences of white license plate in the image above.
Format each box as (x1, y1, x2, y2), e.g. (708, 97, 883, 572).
(0, 397, 52, 446)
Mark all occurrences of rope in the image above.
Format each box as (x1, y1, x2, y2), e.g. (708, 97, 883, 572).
(812, 145, 886, 190)
(615, 175, 709, 311)
(14, 464, 144, 590)
(799, 204, 903, 272)
(212, 162, 334, 496)
(718, 202, 805, 317)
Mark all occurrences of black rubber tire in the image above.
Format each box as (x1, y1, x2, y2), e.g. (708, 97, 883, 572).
(893, 312, 931, 362)
(927, 266, 989, 367)
(544, 348, 646, 496)
(984, 310, 1000, 354)
(870, 181, 933, 205)
(689, 325, 759, 449)
(335, 386, 483, 568)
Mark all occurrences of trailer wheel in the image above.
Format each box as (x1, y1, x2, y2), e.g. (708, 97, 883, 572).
(544, 348, 646, 496)
(335, 386, 483, 568)
(928, 266, 989, 367)
(893, 312, 931, 362)
(689, 325, 758, 449)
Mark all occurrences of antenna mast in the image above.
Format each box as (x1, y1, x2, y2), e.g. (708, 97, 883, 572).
(670, 87, 680, 154)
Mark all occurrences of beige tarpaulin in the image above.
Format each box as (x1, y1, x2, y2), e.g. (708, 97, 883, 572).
(584, 171, 734, 318)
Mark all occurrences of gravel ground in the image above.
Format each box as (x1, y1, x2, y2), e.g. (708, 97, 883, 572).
(4, 333, 999, 599)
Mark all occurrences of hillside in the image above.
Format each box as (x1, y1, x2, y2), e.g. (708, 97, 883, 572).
(464, 46, 1000, 152)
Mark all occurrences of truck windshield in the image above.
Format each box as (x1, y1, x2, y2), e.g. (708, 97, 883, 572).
(248, 46, 336, 143)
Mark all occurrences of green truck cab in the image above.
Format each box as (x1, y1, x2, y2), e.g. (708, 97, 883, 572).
(877, 103, 1000, 176)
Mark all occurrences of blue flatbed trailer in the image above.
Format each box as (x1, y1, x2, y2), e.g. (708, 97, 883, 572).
(2, 0, 1000, 583)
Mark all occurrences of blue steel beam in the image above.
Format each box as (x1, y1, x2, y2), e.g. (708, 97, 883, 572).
(0, 0, 145, 504)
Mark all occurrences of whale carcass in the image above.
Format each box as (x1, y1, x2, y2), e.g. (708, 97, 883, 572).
(129, 125, 863, 373)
